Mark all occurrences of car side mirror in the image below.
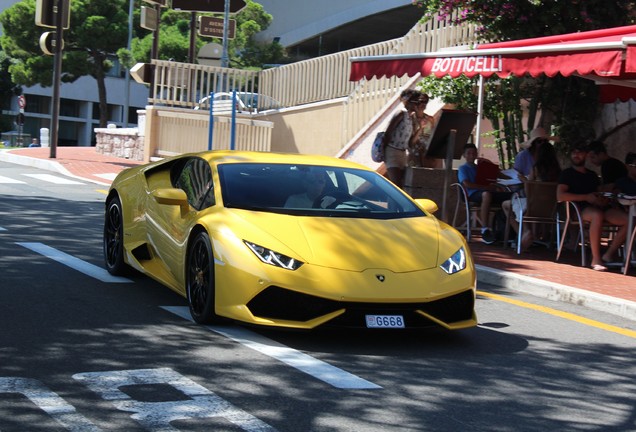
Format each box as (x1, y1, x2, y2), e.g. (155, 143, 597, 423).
(414, 198, 439, 214)
(153, 188, 190, 216)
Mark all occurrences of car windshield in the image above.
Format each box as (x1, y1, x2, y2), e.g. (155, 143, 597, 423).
(218, 163, 425, 219)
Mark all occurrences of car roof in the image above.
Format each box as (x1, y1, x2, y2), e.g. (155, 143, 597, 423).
(190, 150, 372, 170)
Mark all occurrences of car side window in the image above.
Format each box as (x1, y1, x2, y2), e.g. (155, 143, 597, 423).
(174, 158, 215, 210)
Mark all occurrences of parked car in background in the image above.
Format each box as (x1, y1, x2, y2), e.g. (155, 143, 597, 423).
(195, 92, 282, 113)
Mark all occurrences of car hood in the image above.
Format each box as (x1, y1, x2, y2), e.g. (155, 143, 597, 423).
(232, 211, 441, 272)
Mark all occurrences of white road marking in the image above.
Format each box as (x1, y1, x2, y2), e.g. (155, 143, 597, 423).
(0, 377, 102, 431)
(94, 173, 118, 181)
(17, 242, 132, 283)
(0, 174, 26, 184)
(23, 173, 85, 185)
(73, 368, 277, 432)
(162, 306, 382, 390)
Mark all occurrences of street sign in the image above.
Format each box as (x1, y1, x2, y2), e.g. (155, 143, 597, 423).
(15, 113, 25, 126)
(199, 16, 235, 38)
(172, 0, 246, 13)
(197, 43, 223, 66)
(17, 95, 26, 110)
(130, 63, 155, 85)
(141, 6, 158, 31)
(35, 0, 70, 29)
(39, 32, 64, 56)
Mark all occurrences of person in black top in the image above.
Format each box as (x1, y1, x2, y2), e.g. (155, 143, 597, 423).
(614, 152, 636, 196)
(587, 140, 628, 191)
(557, 142, 628, 271)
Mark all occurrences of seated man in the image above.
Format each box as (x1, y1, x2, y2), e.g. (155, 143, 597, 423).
(457, 143, 512, 244)
(557, 142, 628, 271)
(587, 140, 627, 191)
(284, 169, 327, 208)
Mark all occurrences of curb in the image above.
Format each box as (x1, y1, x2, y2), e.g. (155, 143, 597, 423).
(476, 264, 636, 321)
(0, 150, 110, 186)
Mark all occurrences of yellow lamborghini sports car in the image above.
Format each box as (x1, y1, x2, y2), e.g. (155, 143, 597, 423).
(103, 151, 476, 330)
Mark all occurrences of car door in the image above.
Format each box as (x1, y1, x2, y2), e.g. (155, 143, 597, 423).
(145, 157, 215, 289)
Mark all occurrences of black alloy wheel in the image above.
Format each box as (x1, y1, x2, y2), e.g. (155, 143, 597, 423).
(103, 195, 128, 275)
(187, 231, 219, 324)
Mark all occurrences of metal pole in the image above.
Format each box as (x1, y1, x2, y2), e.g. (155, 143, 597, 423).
(476, 75, 484, 148)
(49, 0, 66, 159)
(230, 89, 236, 150)
(221, 0, 230, 67)
(442, 130, 457, 222)
(188, 12, 196, 64)
(208, 92, 214, 150)
(149, 4, 160, 90)
(123, 0, 133, 127)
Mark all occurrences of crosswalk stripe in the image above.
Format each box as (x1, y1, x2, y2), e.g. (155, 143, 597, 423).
(162, 306, 382, 390)
(22, 173, 84, 185)
(17, 242, 132, 283)
(95, 173, 118, 181)
(0, 175, 26, 184)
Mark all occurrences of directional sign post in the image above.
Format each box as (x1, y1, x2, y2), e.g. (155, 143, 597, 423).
(173, 0, 245, 68)
(199, 16, 235, 39)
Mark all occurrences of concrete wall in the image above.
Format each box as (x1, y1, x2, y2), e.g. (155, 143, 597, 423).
(595, 100, 636, 166)
(259, 99, 346, 156)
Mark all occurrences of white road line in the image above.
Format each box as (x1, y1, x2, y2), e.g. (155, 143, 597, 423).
(94, 173, 118, 181)
(162, 306, 382, 390)
(17, 242, 132, 283)
(22, 173, 85, 185)
(0, 174, 26, 184)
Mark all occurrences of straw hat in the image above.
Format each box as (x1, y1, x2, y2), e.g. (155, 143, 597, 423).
(520, 127, 556, 149)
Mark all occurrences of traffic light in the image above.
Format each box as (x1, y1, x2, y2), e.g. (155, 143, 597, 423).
(35, 0, 70, 29)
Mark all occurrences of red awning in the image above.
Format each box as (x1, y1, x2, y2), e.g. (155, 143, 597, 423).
(350, 24, 636, 83)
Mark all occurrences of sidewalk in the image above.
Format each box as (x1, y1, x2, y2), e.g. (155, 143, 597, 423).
(2, 146, 635, 321)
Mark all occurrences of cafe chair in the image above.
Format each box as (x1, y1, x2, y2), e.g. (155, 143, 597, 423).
(504, 181, 558, 254)
(555, 200, 619, 267)
(451, 182, 501, 242)
(556, 201, 587, 266)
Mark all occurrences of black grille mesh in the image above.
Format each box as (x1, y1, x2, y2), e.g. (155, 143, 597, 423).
(246, 286, 474, 328)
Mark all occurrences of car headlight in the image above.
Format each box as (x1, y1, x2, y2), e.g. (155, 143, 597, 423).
(440, 247, 466, 275)
(244, 241, 304, 270)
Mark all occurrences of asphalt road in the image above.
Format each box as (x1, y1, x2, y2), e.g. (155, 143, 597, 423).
(1, 162, 635, 432)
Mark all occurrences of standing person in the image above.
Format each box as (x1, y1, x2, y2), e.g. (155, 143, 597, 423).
(557, 142, 628, 271)
(457, 143, 512, 244)
(383, 90, 416, 188)
(408, 91, 436, 168)
(587, 140, 628, 191)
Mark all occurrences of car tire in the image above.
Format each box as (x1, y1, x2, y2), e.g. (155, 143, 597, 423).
(186, 231, 220, 324)
(103, 195, 129, 275)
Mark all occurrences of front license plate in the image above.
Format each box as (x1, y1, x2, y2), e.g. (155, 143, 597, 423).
(365, 315, 405, 328)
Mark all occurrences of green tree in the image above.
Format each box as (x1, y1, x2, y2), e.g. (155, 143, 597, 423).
(0, 49, 21, 132)
(413, 0, 636, 161)
(0, 0, 129, 128)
